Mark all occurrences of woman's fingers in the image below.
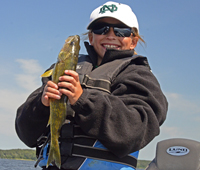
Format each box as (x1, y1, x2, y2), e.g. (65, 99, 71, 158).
(41, 81, 62, 106)
(58, 70, 83, 105)
(41, 70, 83, 106)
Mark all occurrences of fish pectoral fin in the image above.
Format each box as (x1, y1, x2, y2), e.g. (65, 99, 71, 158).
(47, 117, 50, 126)
(41, 69, 53, 77)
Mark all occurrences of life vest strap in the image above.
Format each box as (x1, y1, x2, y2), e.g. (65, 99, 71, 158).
(79, 74, 111, 93)
(72, 144, 137, 169)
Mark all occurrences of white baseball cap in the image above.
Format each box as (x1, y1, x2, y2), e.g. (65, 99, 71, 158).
(87, 1, 139, 32)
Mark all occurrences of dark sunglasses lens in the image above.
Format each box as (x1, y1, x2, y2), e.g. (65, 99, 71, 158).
(92, 26, 109, 35)
(92, 25, 133, 37)
(114, 28, 132, 37)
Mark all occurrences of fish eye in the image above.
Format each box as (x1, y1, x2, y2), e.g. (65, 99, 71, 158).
(70, 41, 75, 46)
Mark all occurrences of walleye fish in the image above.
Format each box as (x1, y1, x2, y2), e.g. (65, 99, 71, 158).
(41, 35, 80, 169)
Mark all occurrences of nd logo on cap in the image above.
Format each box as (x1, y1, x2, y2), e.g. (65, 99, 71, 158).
(99, 4, 118, 14)
(87, 2, 139, 31)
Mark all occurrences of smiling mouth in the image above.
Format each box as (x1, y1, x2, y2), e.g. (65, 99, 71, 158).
(103, 44, 120, 49)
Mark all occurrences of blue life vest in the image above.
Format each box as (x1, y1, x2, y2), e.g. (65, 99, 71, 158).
(79, 141, 139, 170)
(37, 139, 138, 170)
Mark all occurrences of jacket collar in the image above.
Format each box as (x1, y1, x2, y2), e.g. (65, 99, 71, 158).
(84, 41, 135, 66)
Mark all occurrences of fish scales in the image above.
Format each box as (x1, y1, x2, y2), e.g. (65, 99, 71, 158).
(44, 35, 80, 169)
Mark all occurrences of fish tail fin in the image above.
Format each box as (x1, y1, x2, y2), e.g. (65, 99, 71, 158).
(46, 141, 61, 169)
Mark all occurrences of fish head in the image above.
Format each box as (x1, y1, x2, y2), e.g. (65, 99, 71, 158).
(58, 35, 80, 62)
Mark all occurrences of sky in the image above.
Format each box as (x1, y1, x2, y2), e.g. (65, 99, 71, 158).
(0, 0, 200, 161)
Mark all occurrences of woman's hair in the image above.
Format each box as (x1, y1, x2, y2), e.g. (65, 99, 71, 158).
(132, 27, 145, 44)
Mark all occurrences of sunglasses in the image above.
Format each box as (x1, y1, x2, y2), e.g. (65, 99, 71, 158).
(91, 23, 135, 37)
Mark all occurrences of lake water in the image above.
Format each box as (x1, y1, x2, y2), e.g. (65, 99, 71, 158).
(0, 159, 144, 170)
(0, 159, 40, 170)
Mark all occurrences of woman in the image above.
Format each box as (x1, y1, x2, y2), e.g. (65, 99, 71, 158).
(15, 1, 168, 170)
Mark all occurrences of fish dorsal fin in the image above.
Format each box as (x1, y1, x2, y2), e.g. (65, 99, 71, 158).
(41, 69, 53, 77)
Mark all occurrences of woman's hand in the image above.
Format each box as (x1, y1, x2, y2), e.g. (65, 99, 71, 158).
(41, 81, 62, 106)
(41, 70, 82, 106)
(58, 70, 83, 105)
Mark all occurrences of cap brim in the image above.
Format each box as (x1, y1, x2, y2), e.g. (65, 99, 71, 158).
(87, 16, 133, 30)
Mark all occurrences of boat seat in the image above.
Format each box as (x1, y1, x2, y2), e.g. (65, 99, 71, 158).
(145, 138, 200, 170)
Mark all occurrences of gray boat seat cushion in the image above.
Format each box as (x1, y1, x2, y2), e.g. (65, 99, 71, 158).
(145, 138, 200, 170)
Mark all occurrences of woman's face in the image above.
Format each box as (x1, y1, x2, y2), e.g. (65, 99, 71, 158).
(89, 18, 138, 65)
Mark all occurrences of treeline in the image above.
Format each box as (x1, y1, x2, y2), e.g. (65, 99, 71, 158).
(0, 149, 36, 160)
(0, 149, 150, 169)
